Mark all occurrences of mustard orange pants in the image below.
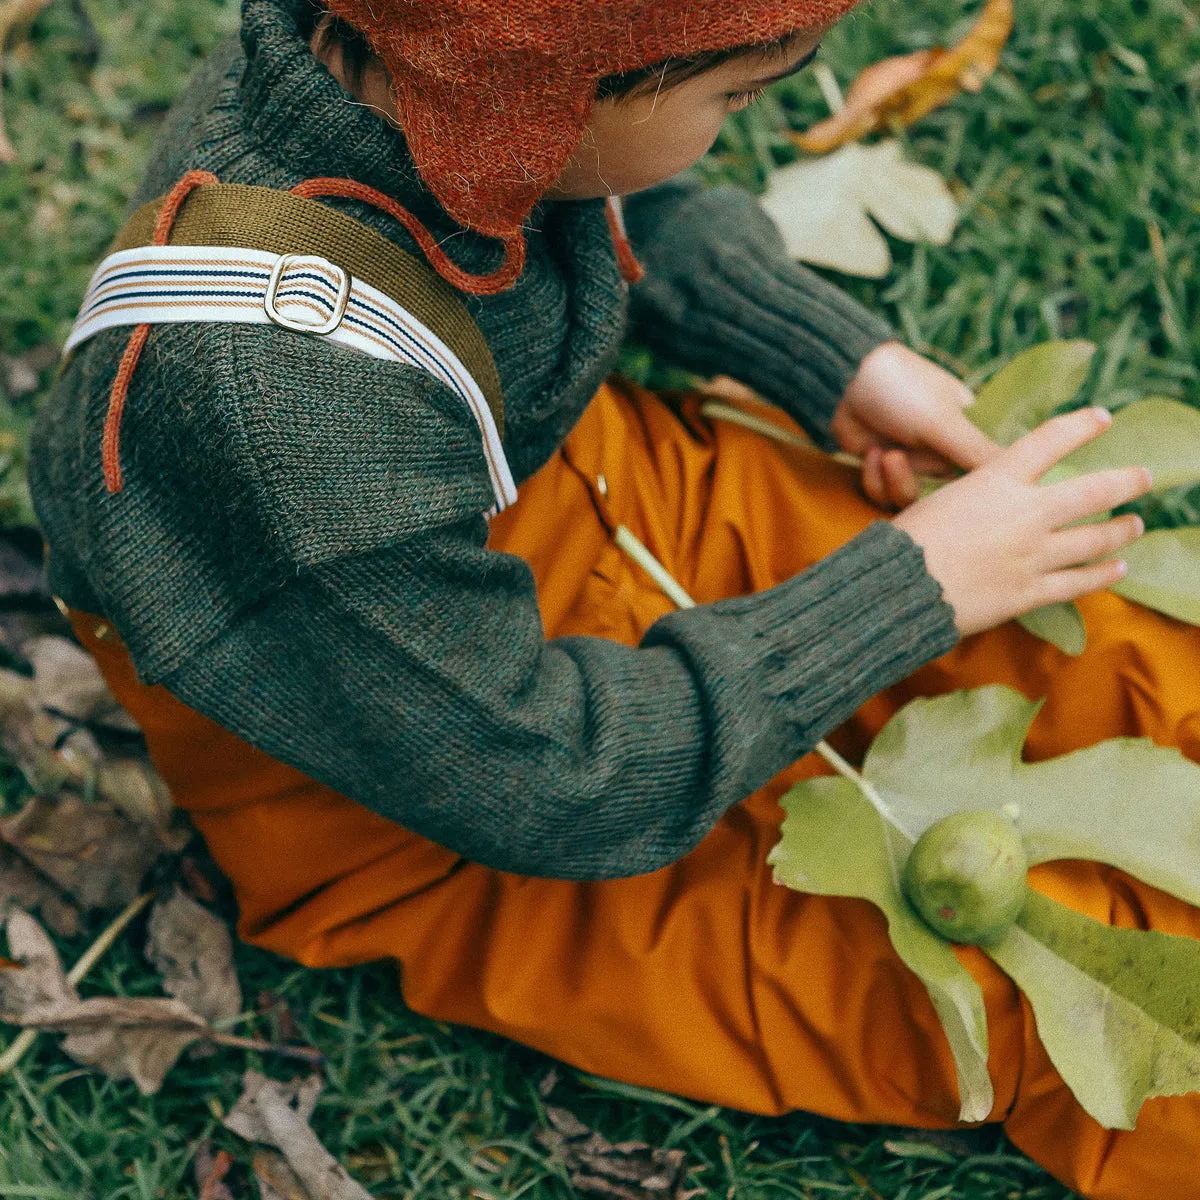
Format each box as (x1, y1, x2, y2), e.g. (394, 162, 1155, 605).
(75, 380, 1200, 1200)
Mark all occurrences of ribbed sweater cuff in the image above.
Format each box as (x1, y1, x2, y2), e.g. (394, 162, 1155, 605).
(716, 521, 958, 737)
(627, 185, 894, 445)
(644, 520, 959, 778)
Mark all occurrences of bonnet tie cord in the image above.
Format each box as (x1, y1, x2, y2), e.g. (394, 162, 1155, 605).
(102, 168, 218, 493)
(605, 196, 645, 286)
(290, 177, 526, 296)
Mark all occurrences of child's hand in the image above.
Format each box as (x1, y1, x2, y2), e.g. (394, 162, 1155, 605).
(892, 408, 1152, 637)
(833, 341, 1001, 508)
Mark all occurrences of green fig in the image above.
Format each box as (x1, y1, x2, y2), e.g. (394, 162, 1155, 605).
(901, 809, 1029, 945)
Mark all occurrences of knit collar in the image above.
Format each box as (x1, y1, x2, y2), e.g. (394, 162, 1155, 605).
(237, 0, 435, 216)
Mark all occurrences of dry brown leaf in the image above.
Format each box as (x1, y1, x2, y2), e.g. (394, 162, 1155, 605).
(146, 886, 241, 1027)
(27, 636, 140, 732)
(252, 1149, 311, 1200)
(538, 1105, 694, 1200)
(223, 1070, 372, 1200)
(96, 756, 176, 828)
(0, 843, 81, 936)
(0, 346, 57, 402)
(0, 793, 181, 909)
(794, 0, 1014, 153)
(22, 994, 208, 1093)
(0, 907, 76, 1020)
(194, 1141, 238, 1200)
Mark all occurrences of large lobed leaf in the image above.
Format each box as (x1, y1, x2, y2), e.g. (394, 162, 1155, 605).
(770, 775, 994, 1123)
(772, 686, 1200, 1128)
(759, 140, 958, 278)
(966, 344, 1200, 646)
(989, 891, 1200, 1130)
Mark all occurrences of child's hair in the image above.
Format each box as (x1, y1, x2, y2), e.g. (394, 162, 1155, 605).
(304, 0, 792, 101)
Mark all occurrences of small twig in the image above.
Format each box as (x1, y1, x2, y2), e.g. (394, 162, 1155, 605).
(611, 523, 913, 837)
(207, 1030, 324, 1066)
(0, 891, 154, 1075)
(811, 61, 846, 115)
(699, 398, 944, 486)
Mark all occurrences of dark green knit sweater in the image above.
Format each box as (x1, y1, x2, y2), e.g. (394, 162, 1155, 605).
(29, 0, 959, 879)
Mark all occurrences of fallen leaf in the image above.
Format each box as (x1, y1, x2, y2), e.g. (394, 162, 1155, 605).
(146, 886, 241, 1027)
(223, 1070, 372, 1200)
(0, 907, 76, 1020)
(22, 995, 208, 1094)
(0, 346, 57, 401)
(95, 756, 176, 828)
(760, 141, 957, 278)
(194, 1142, 237, 1200)
(26, 636, 141, 732)
(0, 843, 81, 936)
(252, 1149, 311, 1200)
(537, 1105, 694, 1199)
(795, 0, 1014, 153)
(0, 793, 183, 909)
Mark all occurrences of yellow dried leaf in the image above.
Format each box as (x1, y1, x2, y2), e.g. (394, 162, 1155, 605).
(794, 0, 1014, 153)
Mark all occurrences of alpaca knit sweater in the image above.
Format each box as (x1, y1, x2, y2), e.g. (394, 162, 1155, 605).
(29, 0, 959, 879)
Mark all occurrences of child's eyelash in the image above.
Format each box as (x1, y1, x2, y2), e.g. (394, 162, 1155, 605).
(726, 87, 768, 110)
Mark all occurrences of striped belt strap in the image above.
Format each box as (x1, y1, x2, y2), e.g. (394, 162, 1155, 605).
(64, 243, 517, 513)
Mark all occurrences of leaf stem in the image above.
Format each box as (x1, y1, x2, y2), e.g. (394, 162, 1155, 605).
(206, 1031, 324, 1066)
(611, 523, 913, 836)
(0, 891, 153, 1076)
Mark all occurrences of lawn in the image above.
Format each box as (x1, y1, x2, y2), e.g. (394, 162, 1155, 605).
(0, 0, 1198, 1195)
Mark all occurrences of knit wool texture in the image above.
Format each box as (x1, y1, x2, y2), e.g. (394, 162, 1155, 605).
(325, 0, 863, 245)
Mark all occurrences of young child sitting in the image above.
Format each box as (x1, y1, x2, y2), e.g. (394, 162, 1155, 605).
(30, 1, 1199, 1196)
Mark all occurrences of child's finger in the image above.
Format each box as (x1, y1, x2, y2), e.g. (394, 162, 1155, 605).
(917, 412, 1000, 472)
(862, 447, 888, 507)
(1002, 408, 1114, 483)
(882, 449, 919, 506)
(1046, 513, 1144, 569)
(1039, 557, 1130, 606)
(1042, 466, 1154, 528)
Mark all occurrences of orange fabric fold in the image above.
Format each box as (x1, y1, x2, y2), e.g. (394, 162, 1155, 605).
(73, 379, 1200, 1200)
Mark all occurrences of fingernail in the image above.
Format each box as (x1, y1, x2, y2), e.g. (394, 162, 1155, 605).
(1114, 559, 1129, 578)
(1093, 407, 1113, 425)
(1132, 515, 1145, 537)
(1142, 468, 1154, 490)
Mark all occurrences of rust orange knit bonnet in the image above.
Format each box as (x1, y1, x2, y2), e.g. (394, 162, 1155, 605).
(320, 0, 862, 292)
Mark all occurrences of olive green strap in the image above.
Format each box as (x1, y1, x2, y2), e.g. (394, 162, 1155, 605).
(103, 182, 504, 436)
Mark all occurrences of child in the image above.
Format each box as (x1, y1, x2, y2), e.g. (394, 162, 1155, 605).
(29, 0, 1199, 1195)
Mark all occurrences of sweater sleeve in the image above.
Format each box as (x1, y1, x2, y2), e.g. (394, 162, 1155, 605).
(161, 515, 958, 881)
(621, 173, 895, 446)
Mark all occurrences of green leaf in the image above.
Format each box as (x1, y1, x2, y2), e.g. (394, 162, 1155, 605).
(774, 687, 1200, 1128)
(985, 891, 1200, 1130)
(1111, 527, 1200, 626)
(1016, 602, 1086, 656)
(862, 686, 1200, 909)
(1054, 397, 1200, 493)
(770, 776, 994, 1123)
(966, 341, 1095, 446)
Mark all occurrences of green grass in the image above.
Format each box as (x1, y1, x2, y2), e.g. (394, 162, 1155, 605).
(1, 0, 1199, 1194)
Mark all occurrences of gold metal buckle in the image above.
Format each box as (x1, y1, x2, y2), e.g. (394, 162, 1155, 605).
(264, 254, 351, 336)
